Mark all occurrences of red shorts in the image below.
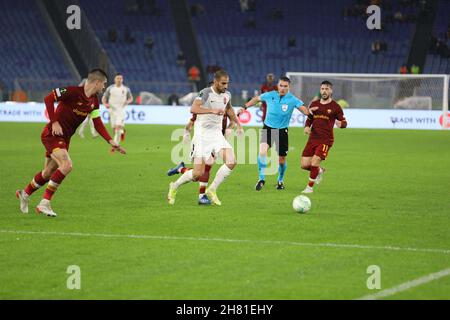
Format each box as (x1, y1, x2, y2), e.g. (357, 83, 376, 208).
(41, 126, 71, 158)
(302, 140, 332, 160)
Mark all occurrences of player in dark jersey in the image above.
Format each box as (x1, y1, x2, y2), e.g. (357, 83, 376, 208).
(167, 113, 236, 205)
(16, 69, 126, 217)
(301, 81, 347, 194)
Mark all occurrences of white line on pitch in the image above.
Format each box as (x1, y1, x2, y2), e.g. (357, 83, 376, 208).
(357, 267, 450, 300)
(1, 229, 450, 255)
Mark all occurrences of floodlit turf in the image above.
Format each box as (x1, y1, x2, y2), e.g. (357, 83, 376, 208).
(0, 122, 449, 299)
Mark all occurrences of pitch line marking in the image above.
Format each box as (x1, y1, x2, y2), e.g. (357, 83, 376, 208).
(357, 267, 450, 300)
(1, 229, 450, 255)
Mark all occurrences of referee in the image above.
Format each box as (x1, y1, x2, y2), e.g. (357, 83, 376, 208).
(239, 76, 312, 191)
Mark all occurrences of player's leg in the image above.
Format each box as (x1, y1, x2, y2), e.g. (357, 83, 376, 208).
(276, 128, 289, 189)
(198, 163, 212, 205)
(168, 157, 204, 205)
(16, 157, 58, 213)
(78, 117, 88, 138)
(302, 155, 322, 194)
(206, 147, 236, 206)
(256, 125, 273, 190)
(36, 148, 73, 216)
(88, 116, 98, 137)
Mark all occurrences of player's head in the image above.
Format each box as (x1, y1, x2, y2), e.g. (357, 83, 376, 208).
(278, 76, 291, 96)
(87, 68, 108, 93)
(114, 73, 123, 86)
(320, 80, 333, 100)
(213, 69, 229, 93)
(266, 73, 275, 83)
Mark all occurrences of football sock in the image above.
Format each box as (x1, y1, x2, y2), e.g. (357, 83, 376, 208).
(113, 130, 120, 144)
(199, 182, 208, 197)
(278, 162, 287, 182)
(43, 169, 66, 200)
(24, 172, 49, 196)
(179, 167, 190, 174)
(257, 155, 267, 181)
(308, 166, 319, 188)
(173, 169, 194, 189)
(209, 164, 233, 191)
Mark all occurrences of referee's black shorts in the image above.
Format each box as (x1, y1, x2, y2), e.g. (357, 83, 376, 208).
(260, 124, 289, 157)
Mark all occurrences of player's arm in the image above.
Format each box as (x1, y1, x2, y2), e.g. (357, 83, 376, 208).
(237, 95, 262, 115)
(44, 87, 73, 136)
(125, 87, 133, 106)
(335, 106, 348, 128)
(102, 86, 111, 108)
(91, 108, 126, 154)
(225, 102, 243, 135)
(183, 118, 195, 143)
(190, 98, 224, 115)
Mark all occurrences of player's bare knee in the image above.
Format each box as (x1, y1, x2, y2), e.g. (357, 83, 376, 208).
(192, 169, 203, 180)
(60, 161, 73, 174)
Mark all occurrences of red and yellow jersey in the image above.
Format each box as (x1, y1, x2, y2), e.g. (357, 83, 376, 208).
(306, 100, 347, 145)
(47, 86, 100, 138)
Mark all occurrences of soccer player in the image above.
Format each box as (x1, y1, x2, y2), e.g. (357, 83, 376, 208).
(102, 73, 133, 147)
(301, 81, 347, 194)
(167, 112, 236, 205)
(239, 76, 312, 191)
(15, 69, 126, 217)
(167, 70, 243, 206)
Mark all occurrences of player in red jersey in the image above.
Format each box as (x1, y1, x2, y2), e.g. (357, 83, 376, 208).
(16, 69, 126, 217)
(260, 73, 278, 122)
(301, 81, 347, 194)
(167, 113, 236, 205)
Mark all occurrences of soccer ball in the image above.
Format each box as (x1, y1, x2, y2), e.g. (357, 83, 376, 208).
(292, 195, 311, 213)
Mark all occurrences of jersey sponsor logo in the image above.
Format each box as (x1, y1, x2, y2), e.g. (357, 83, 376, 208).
(73, 109, 89, 117)
(314, 114, 330, 120)
(282, 104, 288, 112)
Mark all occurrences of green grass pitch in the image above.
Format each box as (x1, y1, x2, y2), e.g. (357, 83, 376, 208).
(0, 122, 449, 299)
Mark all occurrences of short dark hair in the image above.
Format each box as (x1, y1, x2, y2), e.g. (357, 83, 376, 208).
(279, 76, 291, 83)
(321, 80, 333, 87)
(115, 73, 123, 77)
(214, 69, 229, 80)
(88, 68, 108, 82)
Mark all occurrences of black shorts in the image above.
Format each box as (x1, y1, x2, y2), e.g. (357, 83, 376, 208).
(260, 124, 289, 157)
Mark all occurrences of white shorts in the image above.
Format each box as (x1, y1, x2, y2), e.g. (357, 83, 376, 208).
(109, 110, 125, 127)
(191, 135, 232, 160)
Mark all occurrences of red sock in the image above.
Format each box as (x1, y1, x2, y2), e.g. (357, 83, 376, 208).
(180, 167, 191, 174)
(24, 172, 49, 196)
(43, 169, 66, 200)
(198, 165, 211, 194)
(308, 166, 319, 187)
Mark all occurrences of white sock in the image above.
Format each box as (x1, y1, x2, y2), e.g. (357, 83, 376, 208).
(209, 164, 233, 191)
(173, 169, 194, 189)
(114, 131, 120, 144)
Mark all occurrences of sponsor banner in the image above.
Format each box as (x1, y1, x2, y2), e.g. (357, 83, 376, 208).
(0, 102, 448, 130)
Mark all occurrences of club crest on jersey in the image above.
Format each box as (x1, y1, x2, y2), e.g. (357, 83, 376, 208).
(91, 104, 95, 109)
(282, 104, 288, 112)
(223, 97, 227, 105)
(327, 109, 332, 114)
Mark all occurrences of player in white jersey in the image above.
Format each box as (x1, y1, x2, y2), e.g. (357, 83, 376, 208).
(102, 74, 133, 148)
(167, 70, 243, 206)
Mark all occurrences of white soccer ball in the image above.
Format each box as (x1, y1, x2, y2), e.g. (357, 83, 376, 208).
(292, 195, 311, 213)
